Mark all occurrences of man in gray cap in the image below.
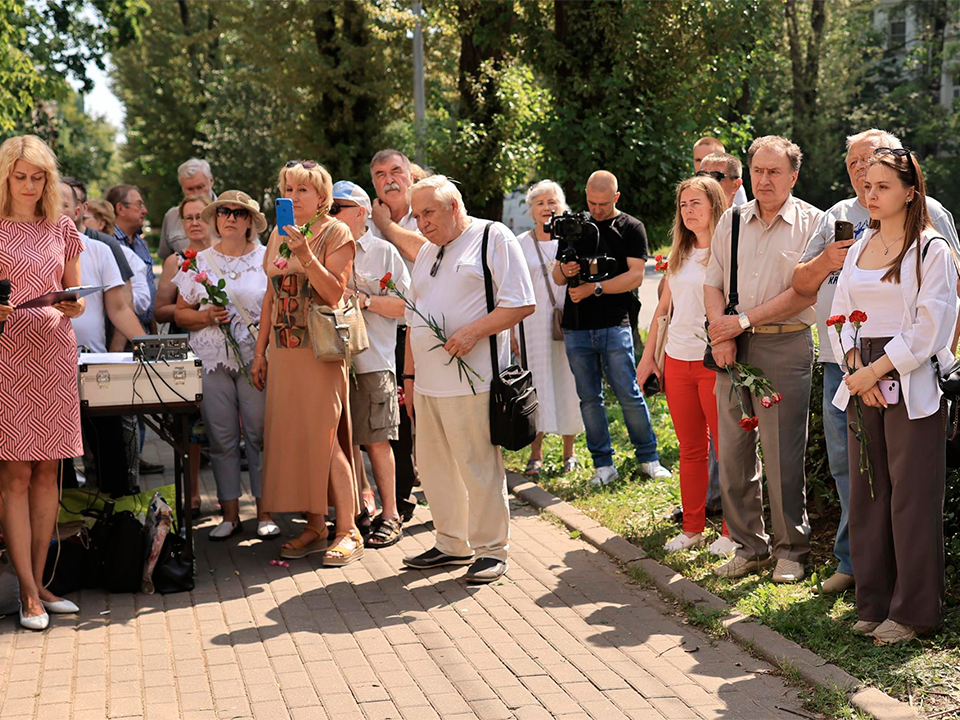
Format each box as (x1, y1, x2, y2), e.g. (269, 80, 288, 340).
(333, 180, 411, 549)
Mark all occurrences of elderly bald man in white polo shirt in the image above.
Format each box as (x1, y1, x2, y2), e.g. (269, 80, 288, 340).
(400, 175, 535, 583)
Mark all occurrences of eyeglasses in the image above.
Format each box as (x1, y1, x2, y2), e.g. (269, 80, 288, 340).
(285, 160, 318, 169)
(329, 202, 359, 216)
(696, 170, 737, 182)
(430, 246, 445, 277)
(216, 206, 250, 220)
(122, 200, 145, 209)
(874, 147, 913, 158)
(182, 214, 204, 224)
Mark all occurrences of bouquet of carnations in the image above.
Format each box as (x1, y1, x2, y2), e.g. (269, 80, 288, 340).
(380, 272, 482, 394)
(181, 250, 252, 385)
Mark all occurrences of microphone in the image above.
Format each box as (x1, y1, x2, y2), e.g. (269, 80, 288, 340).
(0, 279, 10, 337)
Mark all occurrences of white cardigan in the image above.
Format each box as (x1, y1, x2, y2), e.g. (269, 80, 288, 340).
(830, 229, 959, 420)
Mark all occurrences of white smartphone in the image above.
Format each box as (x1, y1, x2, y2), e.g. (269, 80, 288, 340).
(879, 379, 900, 405)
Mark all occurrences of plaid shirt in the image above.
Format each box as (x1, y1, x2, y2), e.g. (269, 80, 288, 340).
(115, 226, 156, 325)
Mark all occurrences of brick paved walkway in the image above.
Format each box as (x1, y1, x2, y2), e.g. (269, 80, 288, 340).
(0, 437, 812, 720)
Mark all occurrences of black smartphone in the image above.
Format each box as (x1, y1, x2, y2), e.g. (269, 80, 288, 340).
(642, 374, 661, 397)
(835, 220, 854, 242)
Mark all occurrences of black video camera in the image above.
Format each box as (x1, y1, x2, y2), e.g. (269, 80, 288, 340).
(544, 211, 617, 288)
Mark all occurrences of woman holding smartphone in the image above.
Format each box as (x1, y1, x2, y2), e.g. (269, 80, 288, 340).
(829, 149, 959, 644)
(637, 175, 735, 555)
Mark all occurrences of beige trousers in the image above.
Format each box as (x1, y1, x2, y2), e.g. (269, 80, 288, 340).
(414, 391, 510, 561)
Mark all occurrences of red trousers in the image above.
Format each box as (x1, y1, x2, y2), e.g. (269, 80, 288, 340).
(664, 355, 720, 534)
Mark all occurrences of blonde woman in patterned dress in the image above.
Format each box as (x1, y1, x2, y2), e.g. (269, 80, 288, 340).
(253, 161, 363, 565)
(0, 135, 86, 630)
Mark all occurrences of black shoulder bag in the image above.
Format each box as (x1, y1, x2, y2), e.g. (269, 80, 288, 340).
(703, 205, 740, 371)
(481, 223, 539, 450)
(920, 237, 960, 467)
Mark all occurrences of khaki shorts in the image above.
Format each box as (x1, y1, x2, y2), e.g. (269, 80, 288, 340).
(350, 370, 400, 445)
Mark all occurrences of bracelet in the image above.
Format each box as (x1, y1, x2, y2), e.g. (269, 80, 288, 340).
(254, 353, 266, 359)
(869, 363, 882, 380)
(401, 374, 415, 381)
(302, 254, 316, 269)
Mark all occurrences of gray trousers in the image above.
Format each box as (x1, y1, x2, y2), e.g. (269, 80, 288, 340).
(200, 364, 266, 503)
(716, 330, 814, 562)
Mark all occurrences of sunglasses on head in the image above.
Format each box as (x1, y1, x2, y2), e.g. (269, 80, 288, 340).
(216, 206, 250, 221)
(285, 160, 318, 169)
(874, 147, 913, 158)
(329, 202, 359, 216)
(696, 170, 732, 182)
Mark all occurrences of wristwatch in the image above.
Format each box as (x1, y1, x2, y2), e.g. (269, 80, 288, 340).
(737, 312, 751, 330)
(593, 283, 604, 297)
(361, 292, 372, 309)
(401, 374, 415, 382)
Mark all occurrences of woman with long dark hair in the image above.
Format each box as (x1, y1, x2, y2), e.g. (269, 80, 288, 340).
(830, 149, 959, 644)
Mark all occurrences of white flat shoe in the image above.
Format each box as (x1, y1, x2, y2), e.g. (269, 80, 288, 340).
(663, 532, 705, 552)
(209, 520, 242, 541)
(257, 521, 280, 538)
(19, 603, 49, 631)
(707, 535, 741, 557)
(41, 598, 79, 614)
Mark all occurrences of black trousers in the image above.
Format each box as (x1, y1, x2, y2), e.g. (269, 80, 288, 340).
(391, 325, 417, 518)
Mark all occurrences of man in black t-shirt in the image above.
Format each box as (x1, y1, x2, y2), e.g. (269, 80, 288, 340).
(552, 171, 671, 487)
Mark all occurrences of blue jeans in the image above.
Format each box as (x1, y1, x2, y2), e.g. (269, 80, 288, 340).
(564, 326, 660, 468)
(823, 362, 852, 575)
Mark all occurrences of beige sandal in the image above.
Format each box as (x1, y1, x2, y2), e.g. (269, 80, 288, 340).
(323, 528, 364, 567)
(280, 524, 330, 559)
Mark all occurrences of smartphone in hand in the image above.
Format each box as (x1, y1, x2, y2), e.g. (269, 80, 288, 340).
(643, 374, 661, 397)
(879, 379, 900, 405)
(835, 220, 854, 242)
(276, 197, 295, 237)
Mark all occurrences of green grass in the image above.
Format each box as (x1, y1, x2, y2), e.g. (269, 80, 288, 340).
(506, 389, 960, 719)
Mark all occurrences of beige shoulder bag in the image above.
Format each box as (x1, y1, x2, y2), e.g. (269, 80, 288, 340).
(306, 225, 370, 363)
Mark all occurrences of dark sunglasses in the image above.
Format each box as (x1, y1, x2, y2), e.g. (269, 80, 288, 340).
(216, 206, 250, 220)
(874, 147, 913, 158)
(285, 160, 318, 169)
(329, 202, 359, 216)
(430, 246, 445, 277)
(696, 170, 735, 182)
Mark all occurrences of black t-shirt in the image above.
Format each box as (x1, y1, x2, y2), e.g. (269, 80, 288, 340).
(557, 211, 648, 330)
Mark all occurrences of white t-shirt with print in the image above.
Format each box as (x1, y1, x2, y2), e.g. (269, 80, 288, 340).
(72, 238, 125, 353)
(406, 219, 536, 398)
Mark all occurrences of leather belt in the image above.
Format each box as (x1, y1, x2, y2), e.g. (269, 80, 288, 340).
(748, 323, 809, 335)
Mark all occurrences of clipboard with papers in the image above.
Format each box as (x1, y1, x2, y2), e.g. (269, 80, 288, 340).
(18, 285, 104, 309)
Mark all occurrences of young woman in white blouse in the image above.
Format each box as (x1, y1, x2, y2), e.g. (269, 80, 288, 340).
(174, 191, 274, 541)
(637, 176, 735, 554)
(829, 150, 959, 644)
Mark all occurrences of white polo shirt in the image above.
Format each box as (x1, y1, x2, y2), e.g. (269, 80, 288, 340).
(352, 231, 410, 375)
(406, 219, 535, 398)
(72, 238, 124, 352)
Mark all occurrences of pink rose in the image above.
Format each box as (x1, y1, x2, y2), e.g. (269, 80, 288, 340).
(274, 256, 289, 271)
(194, 271, 208, 284)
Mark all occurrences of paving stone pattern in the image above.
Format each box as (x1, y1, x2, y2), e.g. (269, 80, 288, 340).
(0, 438, 812, 720)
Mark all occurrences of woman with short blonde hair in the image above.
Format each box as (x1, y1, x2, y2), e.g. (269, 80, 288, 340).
(86, 198, 115, 235)
(0, 135, 87, 630)
(254, 160, 363, 565)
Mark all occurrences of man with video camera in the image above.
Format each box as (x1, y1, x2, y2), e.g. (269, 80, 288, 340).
(552, 170, 672, 487)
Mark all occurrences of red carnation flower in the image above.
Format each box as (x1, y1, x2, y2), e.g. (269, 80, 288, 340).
(760, 396, 773, 409)
(849, 310, 868, 324)
(739, 416, 759, 432)
(825, 314, 846, 327)
(181, 260, 192, 272)
(772, 392, 783, 404)
(380, 272, 393, 291)
(183, 249, 198, 260)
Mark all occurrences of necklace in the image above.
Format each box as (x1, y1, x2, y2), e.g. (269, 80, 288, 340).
(217, 241, 249, 279)
(878, 232, 904, 256)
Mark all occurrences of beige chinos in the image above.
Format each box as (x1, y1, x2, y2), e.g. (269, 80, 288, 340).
(413, 391, 510, 561)
(715, 330, 814, 562)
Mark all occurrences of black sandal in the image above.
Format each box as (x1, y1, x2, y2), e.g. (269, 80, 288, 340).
(365, 517, 403, 549)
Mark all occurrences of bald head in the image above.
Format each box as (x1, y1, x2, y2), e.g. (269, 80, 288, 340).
(585, 171, 620, 221)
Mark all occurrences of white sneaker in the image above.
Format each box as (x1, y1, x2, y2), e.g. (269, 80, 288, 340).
(640, 460, 672, 479)
(707, 536, 741, 557)
(772, 558, 805, 583)
(590, 465, 619, 487)
(663, 532, 705, 552)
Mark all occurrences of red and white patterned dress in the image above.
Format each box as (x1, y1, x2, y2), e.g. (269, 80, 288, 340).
(0, 214, 85, 460)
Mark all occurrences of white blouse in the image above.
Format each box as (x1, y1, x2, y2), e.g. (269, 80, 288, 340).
(664, 247, 710, 361)
(830, 229, 959, 419)
(173, 245, 267, 374)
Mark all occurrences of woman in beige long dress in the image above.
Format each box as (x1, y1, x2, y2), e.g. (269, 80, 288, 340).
(252, 160, 362, 566)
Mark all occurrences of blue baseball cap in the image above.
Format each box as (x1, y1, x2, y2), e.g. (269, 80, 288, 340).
(332, 181, 372, 214)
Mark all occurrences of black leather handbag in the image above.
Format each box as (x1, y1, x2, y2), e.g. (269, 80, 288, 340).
(703, 206, 741, 372)
(151, 532, 195, 595)
(481, 223, 539, 451)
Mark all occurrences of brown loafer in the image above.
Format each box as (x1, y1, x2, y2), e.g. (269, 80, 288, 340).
(822, 572, 855, 594)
